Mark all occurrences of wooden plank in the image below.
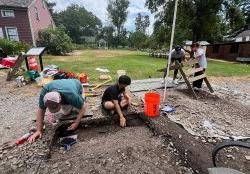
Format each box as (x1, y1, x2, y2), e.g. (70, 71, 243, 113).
(59, 109, 94, 121)
(6, 54, 24, 81)
(204, 77, 214, 93)
(189, 74, 206, 83)
(184, 68, 204, 76)
(176, 61, 198, 99)
(183, 59, 198, 66)
(157, 66, 178, 72)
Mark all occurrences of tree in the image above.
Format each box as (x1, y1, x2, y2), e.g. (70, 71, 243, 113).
(144, 15, 150, 34)
(146, 0, 225, 44)
(227, 5, 246, 32)
(97, 26, 115, 47)
(38, 28, 73, 55)
(55, 4, 102, 43)
(135, 13, 143, 32)
(129, 31, 148, 49)
(45, 0, 56, 15)
(223, 0, 248, 32)
(135, 13, 150, 34)
(107, 0, 130, 37)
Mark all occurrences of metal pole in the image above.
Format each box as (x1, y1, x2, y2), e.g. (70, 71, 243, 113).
(163, 0, 179, 101)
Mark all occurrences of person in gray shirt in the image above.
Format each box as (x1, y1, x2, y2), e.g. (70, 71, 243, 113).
(162, 45, 186, 85)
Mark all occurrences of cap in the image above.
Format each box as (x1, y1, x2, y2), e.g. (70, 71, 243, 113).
(175, 45, 182, 52)
(44, 92, 61, 113)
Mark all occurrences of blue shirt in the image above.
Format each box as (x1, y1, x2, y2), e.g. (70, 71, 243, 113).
(39, 79, 84, 109)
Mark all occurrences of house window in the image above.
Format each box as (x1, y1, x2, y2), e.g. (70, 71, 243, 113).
(212, 45, 220, 54)
(230, 44, 239, 54)
(35, 7, 40, 20)
(5, 27, 19, 41)
(0, 28, 4, 39)
(1, 10, 15, 17)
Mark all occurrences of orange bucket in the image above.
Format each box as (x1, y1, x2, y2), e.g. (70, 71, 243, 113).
(144, 92, 161, 117)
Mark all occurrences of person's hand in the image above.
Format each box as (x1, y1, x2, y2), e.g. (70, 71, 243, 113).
(120, 116, 126, 128)
(128, 97, 132, 104)
(28, 131, 42, 143)
(67, 120, 80, 131)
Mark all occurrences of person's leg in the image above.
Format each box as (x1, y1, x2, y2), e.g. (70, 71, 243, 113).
(173, 58, 182, 83)
(103, 101, 115, 110)
(173, 69, 178, 80)
(61, 105, 73, 116)
(193, 69, 205, 88)
(120, 98, 129, 108)
(163, 58, 175, 79)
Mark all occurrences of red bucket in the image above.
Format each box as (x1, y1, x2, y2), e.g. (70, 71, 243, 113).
(144, 92, 160, 117)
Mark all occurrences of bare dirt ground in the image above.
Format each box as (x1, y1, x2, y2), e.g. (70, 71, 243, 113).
(0, 72, 250, 174)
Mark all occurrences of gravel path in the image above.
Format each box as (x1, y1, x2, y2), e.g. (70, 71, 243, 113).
(0, 75, 40, 145)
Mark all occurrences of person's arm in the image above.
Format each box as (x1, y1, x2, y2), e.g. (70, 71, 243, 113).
(67, 103, 87, 131)
(123, 91, 131, 104)
(28, 108, 46, 143)
(113, 100, 126, 127)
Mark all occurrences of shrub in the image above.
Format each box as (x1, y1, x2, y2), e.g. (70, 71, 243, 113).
(38, 27, 73, 55)
(0, 39, 30, 55)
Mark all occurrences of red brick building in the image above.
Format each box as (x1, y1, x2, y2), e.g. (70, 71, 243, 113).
(0, 0, 55, 46)
(206, 41, 250, 61)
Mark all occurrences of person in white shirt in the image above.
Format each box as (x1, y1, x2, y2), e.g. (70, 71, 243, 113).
(163, 46, 186, 85)
(191, 43, 207, 89)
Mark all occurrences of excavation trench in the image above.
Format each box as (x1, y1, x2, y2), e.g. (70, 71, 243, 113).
(38, 114, 194, 174)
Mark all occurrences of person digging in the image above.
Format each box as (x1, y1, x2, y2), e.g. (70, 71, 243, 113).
(162, 45, 186, 85)
(29, 79, 87, 143)
(101, 75, 132, 127)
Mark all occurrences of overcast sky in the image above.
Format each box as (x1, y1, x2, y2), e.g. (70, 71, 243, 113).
(49, 0, 155, 34)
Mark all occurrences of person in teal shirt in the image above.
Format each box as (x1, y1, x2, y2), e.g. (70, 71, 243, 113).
(29, 79, 87, 143)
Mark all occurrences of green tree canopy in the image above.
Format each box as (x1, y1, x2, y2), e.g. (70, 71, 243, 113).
(146, 0, 225, 44)
(135, 13, 150, 34)
(128, 31, 148, 49)
(54, 4, 102, 43)
(107, 0, 130, 37)
(97, 26, 115, 47)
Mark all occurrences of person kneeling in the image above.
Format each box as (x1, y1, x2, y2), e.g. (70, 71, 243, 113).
(101, 75, 131, 127)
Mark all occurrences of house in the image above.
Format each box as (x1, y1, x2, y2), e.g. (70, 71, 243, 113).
(235, 30, 250, 42)
(206, 41, 250, 62)
(0, 0, 55, 46)
(98, 39, 108, 49)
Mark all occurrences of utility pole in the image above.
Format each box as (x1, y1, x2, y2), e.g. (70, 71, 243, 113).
(163, 0, 179, 101)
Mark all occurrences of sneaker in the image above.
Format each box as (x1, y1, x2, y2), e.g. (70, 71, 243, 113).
(172, 79, 179, 85)
(193, 87, 201, 91)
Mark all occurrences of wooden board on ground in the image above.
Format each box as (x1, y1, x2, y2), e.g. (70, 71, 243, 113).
(6, 54, 24, 81)
(129, 78, 175, 92)
(59, 108, 94, 121)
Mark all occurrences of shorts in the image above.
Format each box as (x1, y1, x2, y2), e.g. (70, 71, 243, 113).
(101, 95, 123, 111)
(171, 58, 182, 64)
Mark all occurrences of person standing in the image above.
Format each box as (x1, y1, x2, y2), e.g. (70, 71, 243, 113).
(162, 46, 186, 85)
(191, 43, 207, 89)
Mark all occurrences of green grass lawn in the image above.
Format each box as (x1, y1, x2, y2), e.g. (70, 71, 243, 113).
(43, 49, 250, 83)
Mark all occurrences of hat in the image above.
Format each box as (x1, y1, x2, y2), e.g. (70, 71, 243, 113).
(44, 92, 61, 113)
(175, 45, 182, 52)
